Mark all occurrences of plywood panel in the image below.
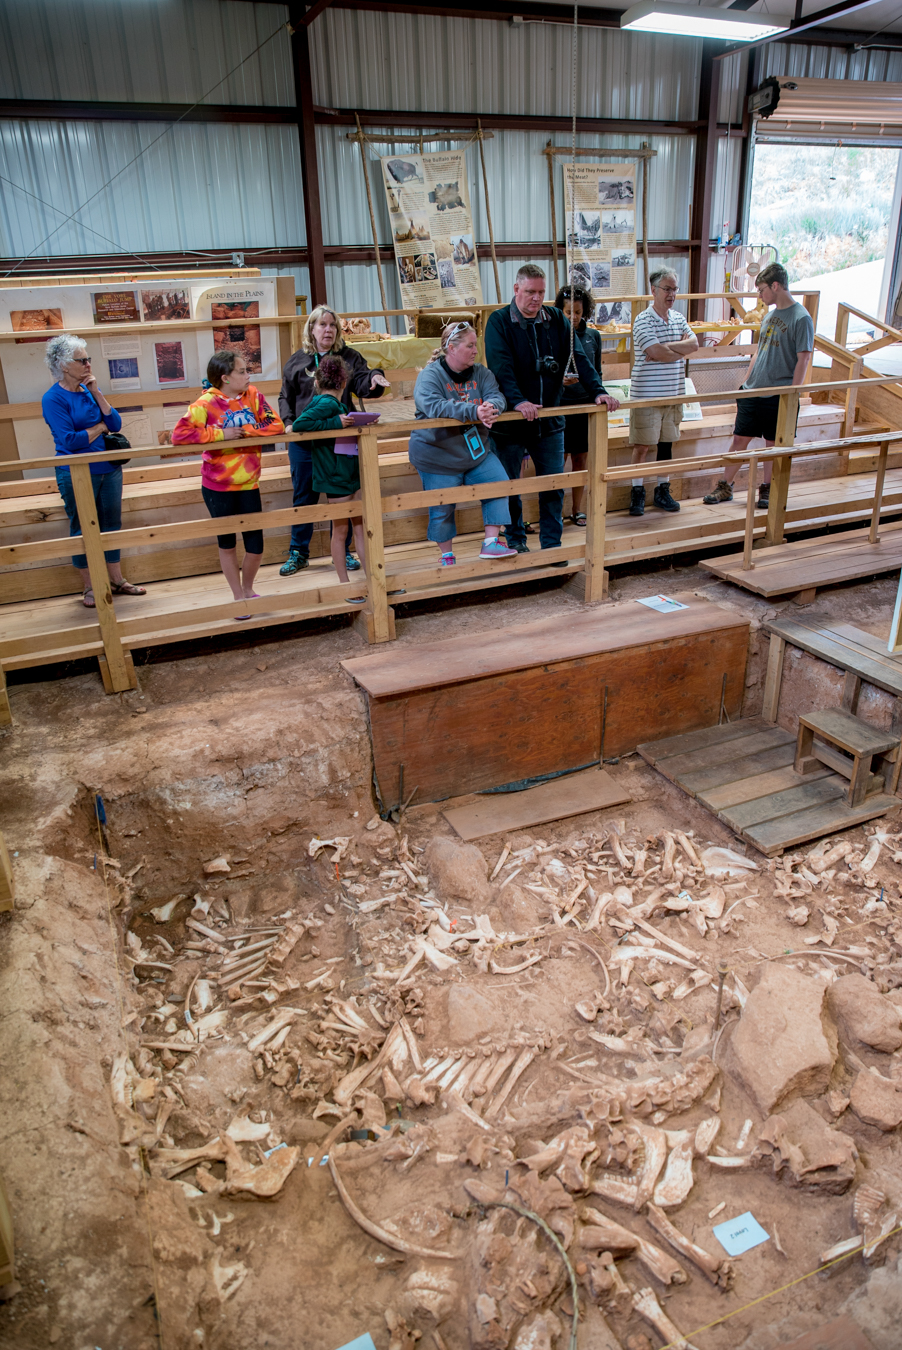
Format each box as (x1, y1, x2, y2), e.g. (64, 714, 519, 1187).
(354, 598, 750, 804)
(443, 768, 631, 840)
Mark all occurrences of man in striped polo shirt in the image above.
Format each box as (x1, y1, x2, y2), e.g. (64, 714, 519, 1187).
(627, 270, 698, 516)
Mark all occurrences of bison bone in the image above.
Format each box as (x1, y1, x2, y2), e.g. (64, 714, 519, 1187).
(485, 1046, 537, 1119)
(653, 1131, 695, 1209)
(582, 1205, 686, 1286)
(646, 1203, 734, 1290)
(333, 1021, 408, 1108)
(632, 1123, 668, 1211)
(632, 1285, 698, 1350)
(330, 1154, 458, 1259)
(220, 1133, 300, 1198)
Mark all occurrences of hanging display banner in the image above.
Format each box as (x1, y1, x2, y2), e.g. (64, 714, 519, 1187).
(563, 163, 637, 325)
(381, 150, 484, 317)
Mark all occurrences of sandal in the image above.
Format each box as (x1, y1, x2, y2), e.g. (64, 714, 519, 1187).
(111, 580, 146, 596)
(82, 587, 95, 609)
(569, 512, 587, 527)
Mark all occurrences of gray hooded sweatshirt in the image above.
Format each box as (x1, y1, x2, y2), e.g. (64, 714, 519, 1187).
(408, 357, 506, 475)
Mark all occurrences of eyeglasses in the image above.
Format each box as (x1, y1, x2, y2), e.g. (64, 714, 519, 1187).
(72, 356, 91, 364)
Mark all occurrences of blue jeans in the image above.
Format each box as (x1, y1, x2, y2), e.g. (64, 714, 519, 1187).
(287, 442, 352, 555)
(492, 429, 565, 548)
(55, 465, 122, 569)
(418, 452, 511, 544)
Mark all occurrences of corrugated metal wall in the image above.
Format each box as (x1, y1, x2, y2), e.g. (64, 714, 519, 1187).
(311, 9, 701, 121)
(3, 2, 900, 311)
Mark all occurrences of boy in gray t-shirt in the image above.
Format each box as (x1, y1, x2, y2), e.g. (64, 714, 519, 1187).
(704, 263, 813, 508)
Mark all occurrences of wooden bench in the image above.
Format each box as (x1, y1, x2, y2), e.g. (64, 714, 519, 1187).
(795, 707, 899, 806)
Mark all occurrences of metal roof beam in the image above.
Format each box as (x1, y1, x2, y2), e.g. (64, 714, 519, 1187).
(0, 99, 299, 125)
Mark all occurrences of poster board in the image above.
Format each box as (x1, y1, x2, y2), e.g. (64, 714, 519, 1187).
(564, 164, 637, 325)
(381, 150, 484, 320)
(0, 276, 281, 473)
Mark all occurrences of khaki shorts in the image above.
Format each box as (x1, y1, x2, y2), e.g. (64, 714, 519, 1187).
(629, 403, 683, 447)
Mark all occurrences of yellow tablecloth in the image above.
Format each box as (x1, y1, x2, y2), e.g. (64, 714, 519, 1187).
(344, 337, 439, 371)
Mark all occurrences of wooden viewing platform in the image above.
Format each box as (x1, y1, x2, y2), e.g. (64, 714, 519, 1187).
(4, 321, 902, 717)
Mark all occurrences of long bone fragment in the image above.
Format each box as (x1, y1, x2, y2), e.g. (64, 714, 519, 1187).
(486, 1046, 537, 1118)
(333, 1022, 408, 1108)
(609, 945, 698, 971)
(661, 833, 677, 879)
(632, 1285, 698, 1350)
(653, 1130, 695, 1209)
(482, 1046, 518, 1097)
(467, 1052, 499, 1099)
(646, 1203, 735, 1290)
(581, 1205, 687, 1285)
(490, 951, 543, 975)
(328, 1155, 458, 1260)
(632, 1123, 668, 1211)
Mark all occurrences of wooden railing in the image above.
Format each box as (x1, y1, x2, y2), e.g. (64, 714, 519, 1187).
(4, 371, 902, 701)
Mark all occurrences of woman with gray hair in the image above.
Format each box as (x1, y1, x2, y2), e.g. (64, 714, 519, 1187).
(41, 333, 145, 607)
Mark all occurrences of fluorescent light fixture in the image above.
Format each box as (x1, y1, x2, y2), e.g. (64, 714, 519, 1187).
(621, 2, 790, 40)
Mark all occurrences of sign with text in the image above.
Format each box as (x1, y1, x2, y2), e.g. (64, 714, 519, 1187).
(563, 163, 637, 324)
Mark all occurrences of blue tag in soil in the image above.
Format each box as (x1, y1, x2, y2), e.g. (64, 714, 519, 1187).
(334, 1337, 377, 1350)
(712, 1211, 770, 1256)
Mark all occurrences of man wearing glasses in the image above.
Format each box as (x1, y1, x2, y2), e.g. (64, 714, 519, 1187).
(626, 269, 698, 517)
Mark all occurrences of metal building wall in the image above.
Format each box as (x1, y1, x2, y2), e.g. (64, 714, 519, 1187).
(0, 0, 294, 104)
(310, 9, 701, 121)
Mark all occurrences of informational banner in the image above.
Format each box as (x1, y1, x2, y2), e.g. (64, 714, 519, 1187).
(564, 163, 637, 324)
(381, 150, 484, 317)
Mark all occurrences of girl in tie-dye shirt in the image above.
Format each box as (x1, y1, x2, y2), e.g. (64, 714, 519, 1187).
(172, 353, 284, 615)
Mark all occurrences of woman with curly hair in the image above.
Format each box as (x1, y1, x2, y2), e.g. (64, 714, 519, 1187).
(289, 355, 368, 602)
(41, 332, 146, 607)
(278, 305, 389, 576)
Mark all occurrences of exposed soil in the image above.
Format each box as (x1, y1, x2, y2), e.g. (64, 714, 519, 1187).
(1, 563, 901, 1350)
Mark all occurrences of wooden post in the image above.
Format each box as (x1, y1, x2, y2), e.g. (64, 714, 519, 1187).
(764, 389, 798, 547)
(0, 831, 13, 914)
(842, 356, 862, 438)
(741, 454, 758, 570)
(835, 302, 850, 348)
(0, 663, 10, 727)
(68, 461, 135, 693)
(869, 439, 889, 545)
(583, 407, 609, 602)
(761, 633, 785, 724)
(547, 146, 560, 294)
(357, 427, 392, 643)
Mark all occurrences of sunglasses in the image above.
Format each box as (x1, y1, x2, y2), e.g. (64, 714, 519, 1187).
(442, 321, 473, 345)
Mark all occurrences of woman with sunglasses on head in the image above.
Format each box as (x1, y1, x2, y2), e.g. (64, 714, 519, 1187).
(409, 322, 515, 566)
(554, 283, 601, 527)
(41, 333, 146, 608)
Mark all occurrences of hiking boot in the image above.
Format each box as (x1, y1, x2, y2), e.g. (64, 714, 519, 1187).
(280, 549, 308, 576)
(653, 483, 680, 513)
(345, 553, 362, 572)
(629, 486, 646, 517)
(757, 483, 770, 508)
(703, 479, 733, 504)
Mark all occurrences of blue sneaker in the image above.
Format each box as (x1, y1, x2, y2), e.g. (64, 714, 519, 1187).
(440, 551, 456, 566)
(346, 553, 362, 572)
(480, 537, 518, 560)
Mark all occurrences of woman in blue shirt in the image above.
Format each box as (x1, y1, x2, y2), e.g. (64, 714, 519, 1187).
(42, 334, 146, 608)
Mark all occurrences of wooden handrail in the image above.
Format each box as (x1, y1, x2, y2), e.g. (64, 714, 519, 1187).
(0, 314, 302, 344)
(14, 369, 902, 475)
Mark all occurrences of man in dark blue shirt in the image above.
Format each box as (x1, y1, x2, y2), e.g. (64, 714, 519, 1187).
(484, 264, 619, 556)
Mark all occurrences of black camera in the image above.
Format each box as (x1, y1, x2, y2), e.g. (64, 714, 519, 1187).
(536, 354, 559, 375)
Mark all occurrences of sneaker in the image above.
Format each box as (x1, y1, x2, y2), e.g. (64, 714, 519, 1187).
(440, 551, 456, 567)
(480, 537, 518, 560)
(279, 549, 308, 576)
(653, 483, 680, 513)
(757, 484, 770, 508)
(505, 538, 530, 553)
(629, 486, 646, 517)
(345, 553, 362, 572)
(703, 479, 734, 504)
(549, 559, 569, 568)
(345, 595, 367, 605)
